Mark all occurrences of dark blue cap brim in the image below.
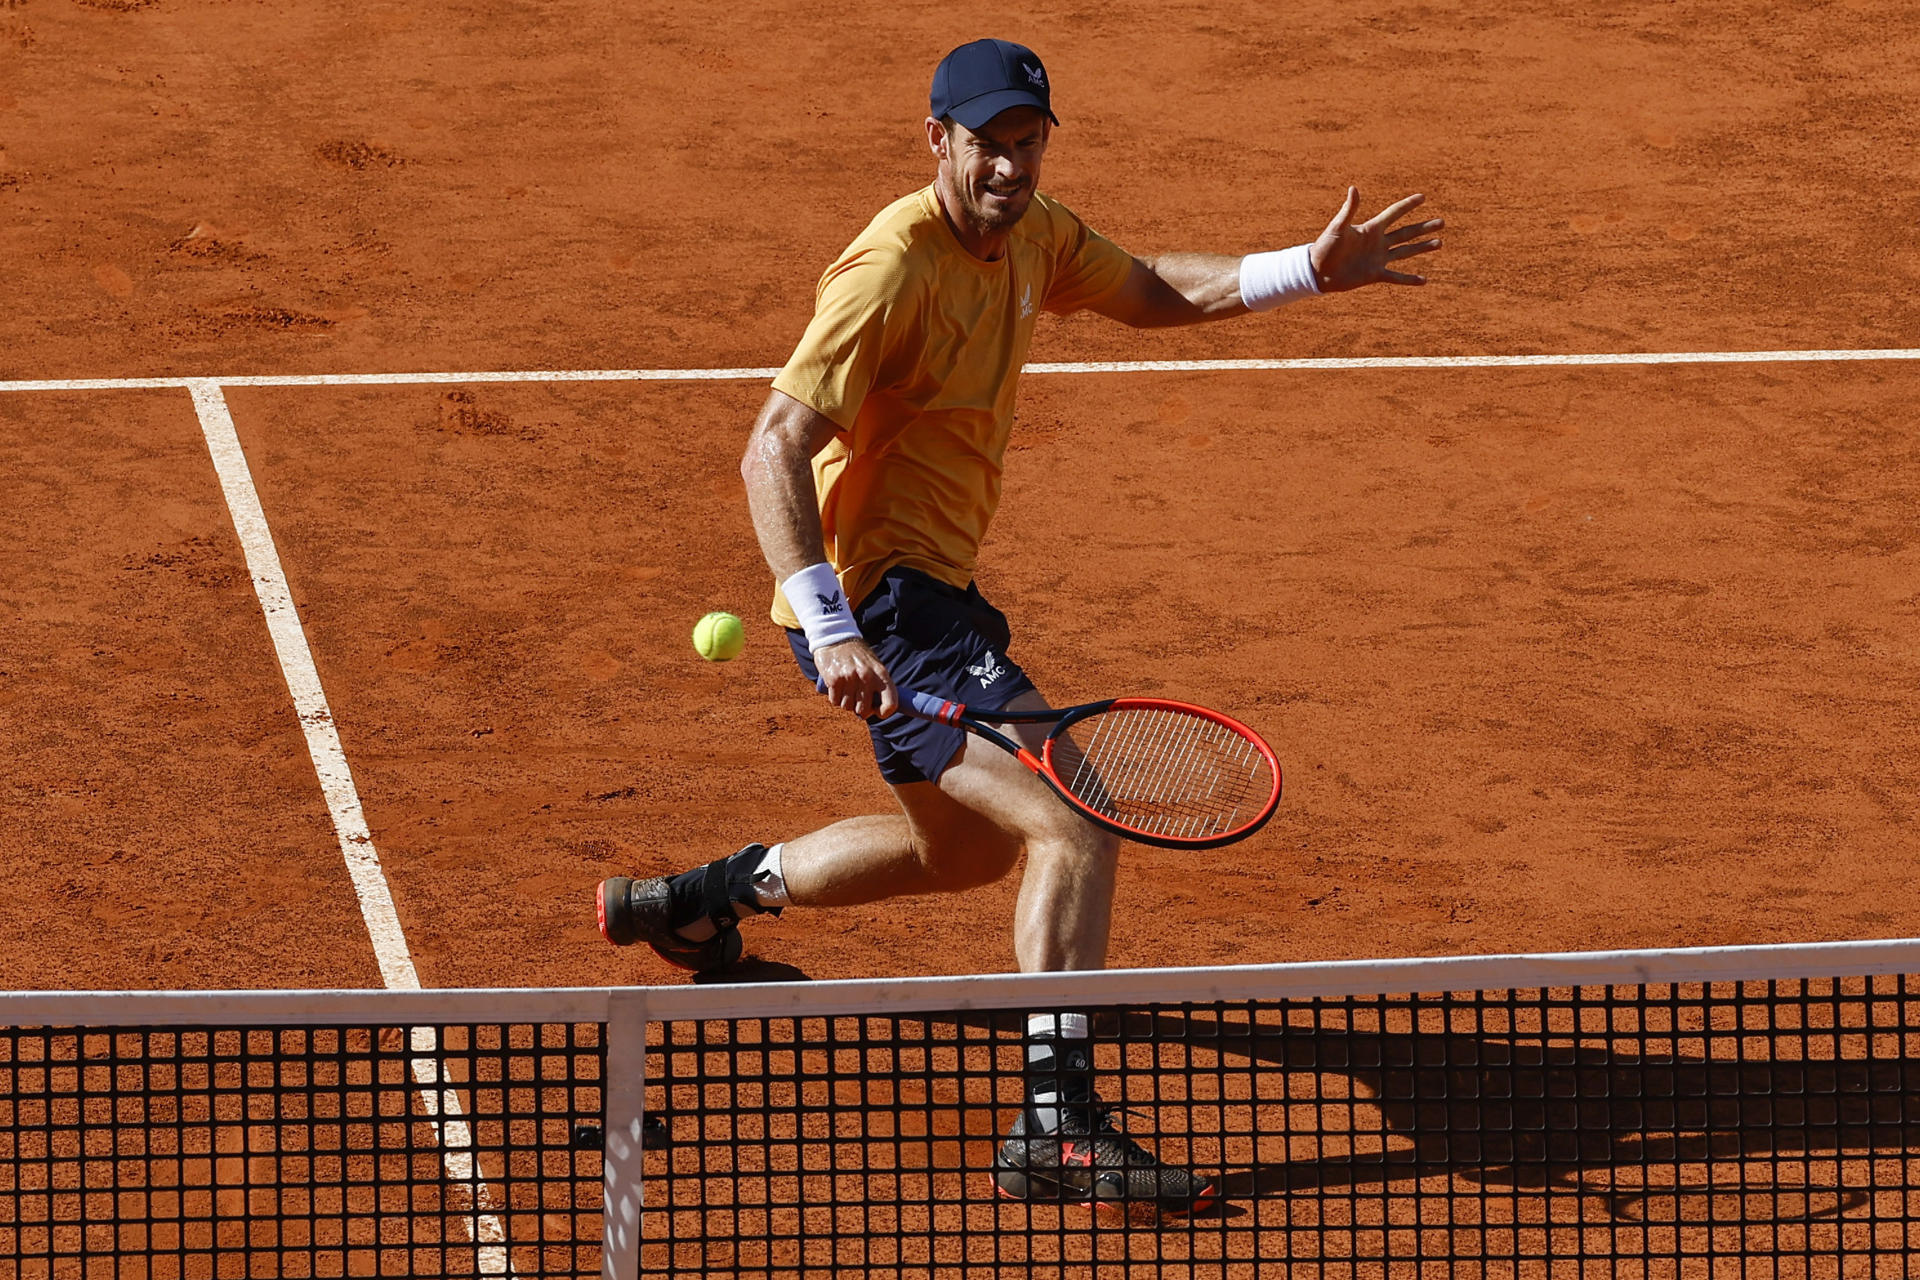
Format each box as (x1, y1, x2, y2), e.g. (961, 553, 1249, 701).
(947, 88, 1059, 130)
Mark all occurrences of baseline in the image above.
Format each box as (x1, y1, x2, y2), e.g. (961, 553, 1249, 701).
(4, 345, 1920, 394)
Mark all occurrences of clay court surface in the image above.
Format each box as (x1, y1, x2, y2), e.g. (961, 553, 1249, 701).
(2, 0, 1918, 993)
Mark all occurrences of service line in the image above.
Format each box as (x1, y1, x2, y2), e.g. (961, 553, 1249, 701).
(186, 381, 516, 1277)
(7, 345, 1920, 394)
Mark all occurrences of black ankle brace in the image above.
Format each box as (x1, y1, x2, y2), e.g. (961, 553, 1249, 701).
(668, 845, 781, 933)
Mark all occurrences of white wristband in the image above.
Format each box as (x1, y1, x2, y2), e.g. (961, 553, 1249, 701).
(783, 562, 864, 650)
(1238, 243, 1322, 311)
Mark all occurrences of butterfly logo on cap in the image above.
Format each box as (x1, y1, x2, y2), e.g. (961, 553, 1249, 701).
(1023, 63, 1046, 88)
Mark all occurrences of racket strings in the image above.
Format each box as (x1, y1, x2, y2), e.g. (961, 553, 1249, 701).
(1054, 705, 1274, 841)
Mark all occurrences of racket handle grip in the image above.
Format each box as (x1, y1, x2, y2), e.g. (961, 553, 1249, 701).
(903, 690, 963, 724)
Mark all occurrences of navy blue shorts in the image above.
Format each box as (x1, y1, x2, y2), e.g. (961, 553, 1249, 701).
(788, 568, 1037, 785)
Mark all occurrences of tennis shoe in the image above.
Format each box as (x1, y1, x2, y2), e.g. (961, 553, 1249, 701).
(992, 1105, 1217, 1223)
(595, 844, 777, 974)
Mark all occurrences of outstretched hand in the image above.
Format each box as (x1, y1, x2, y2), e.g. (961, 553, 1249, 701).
(1309, 188, 1443, 292)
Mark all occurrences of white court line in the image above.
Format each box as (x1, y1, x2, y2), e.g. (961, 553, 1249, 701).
(6, 345, 1920, 393)
(186, 381, 418, 990)
(187, 381, 516, 1277)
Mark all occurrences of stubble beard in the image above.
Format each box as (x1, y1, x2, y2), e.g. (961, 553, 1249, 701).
(964, 183, 1032, 235)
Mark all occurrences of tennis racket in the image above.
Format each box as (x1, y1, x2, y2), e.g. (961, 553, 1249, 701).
(901, 690, 1281, 849)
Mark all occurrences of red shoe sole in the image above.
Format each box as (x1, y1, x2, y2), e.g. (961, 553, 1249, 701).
(595, 879, 621, 945)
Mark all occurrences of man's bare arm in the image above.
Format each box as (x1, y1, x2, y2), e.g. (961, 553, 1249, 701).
(740, 389, 899, 719)
(741, 389, 841, 579)
(1095, 254, 1247, 327)
(1090, 189, 1443, 329)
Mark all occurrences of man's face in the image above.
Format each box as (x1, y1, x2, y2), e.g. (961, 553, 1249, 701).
(931, 106, 1050, 235)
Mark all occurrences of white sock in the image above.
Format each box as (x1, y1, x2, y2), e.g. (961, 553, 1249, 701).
(752, 843, 789, 908)
(1026, 1012, 1089, 1046)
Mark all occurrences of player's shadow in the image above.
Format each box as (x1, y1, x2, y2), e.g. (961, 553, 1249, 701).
(942, 1005, 1918, 1222)
(1113, 1007, 1915, 1218)
(693, 958, 812, 985)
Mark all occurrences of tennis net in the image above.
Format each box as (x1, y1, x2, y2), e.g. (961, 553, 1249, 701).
(4, 939, 1920, 1277)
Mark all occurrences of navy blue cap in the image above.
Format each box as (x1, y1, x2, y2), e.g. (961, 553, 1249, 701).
(929, 39, 1058, 130)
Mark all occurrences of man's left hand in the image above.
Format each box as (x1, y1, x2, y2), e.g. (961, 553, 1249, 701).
(1310, 188, 1443, 292)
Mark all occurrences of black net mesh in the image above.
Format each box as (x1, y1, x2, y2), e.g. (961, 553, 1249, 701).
(642, 976, 1920, 1278)
(0, 1022, 604, 1278)
(4, 972, 1916, 1278)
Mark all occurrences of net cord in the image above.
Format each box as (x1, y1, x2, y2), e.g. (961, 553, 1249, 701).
(10, 937, 1920, 1028)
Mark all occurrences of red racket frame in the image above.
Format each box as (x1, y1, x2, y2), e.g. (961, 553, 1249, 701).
(904, 691, 1282, 849)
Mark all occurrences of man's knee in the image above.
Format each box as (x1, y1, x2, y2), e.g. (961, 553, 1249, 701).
(1012, 791, 1119, 856)
(1026, 818, 1120, 869)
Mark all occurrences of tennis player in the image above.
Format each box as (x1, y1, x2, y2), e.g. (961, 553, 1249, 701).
(599, 37, 1442, 1219)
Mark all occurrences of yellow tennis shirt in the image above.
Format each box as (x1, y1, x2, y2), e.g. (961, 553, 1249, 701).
(768, 184, 1135, 630)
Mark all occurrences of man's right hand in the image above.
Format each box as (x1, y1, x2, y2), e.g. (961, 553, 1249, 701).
(815, 638, 899, 720)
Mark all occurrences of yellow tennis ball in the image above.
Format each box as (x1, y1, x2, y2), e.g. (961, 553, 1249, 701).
(692, 611, 745, 662)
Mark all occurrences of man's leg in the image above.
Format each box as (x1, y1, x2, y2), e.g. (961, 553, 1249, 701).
(891, 689, 1120, 973)
(597, 698, 1110, 961)
(776, 782, 1023, 906)
(884, 706, 1213, 1219)
(628, 691, 1118, 965)
(772, 692, 1212, 1220)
